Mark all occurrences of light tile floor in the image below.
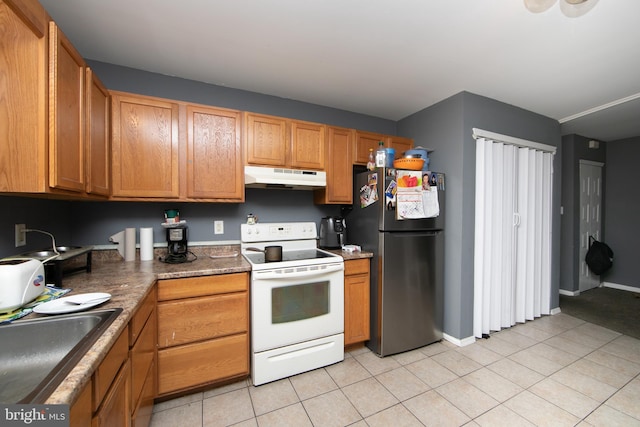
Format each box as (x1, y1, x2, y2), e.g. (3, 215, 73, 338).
(150, 313, 640, 427)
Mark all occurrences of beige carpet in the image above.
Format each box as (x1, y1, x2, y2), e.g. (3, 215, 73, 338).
(560, 286, 640, 340)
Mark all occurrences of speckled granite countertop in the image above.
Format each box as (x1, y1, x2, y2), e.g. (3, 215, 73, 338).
(39, 246, 371, 405)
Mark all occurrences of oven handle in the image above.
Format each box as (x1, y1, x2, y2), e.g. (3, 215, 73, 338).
(252, 263, 344, 280)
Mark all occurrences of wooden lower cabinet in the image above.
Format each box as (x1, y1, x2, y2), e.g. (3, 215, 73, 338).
(93, 359, 131, 427)
(158, 333, 248, 395)
(129, 288, 157, 427)
(157, 273, 250, 397)
(132, 360, 155, 427)
(69, 381, 92, 427)
(69, 287, 157, 427)
(344, 259, 371, 346)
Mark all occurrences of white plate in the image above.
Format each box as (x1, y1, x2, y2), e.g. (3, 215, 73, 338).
(33, 293, 111, 314)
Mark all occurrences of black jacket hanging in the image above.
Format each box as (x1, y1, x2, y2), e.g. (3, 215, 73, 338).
(585, 236, 614, 275)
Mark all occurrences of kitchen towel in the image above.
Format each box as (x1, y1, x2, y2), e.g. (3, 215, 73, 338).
(125, 227, 136, 261)
(140, 227, 154, 261)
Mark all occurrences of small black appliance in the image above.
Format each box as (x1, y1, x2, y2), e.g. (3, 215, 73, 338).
(166, 226, 188, 256)
(319, 217, 345, 249)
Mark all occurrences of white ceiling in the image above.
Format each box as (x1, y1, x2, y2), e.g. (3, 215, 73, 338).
(39, 0, 640, 142)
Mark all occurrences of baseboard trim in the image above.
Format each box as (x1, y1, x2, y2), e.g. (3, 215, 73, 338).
(550, 307, 562, 315)
(443, 333, 475, 347)
(559, 289, 580, 296)
(603, 282, 640, 293)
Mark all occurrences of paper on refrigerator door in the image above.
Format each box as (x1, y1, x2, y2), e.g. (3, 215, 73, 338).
(395, 170, 439, 219)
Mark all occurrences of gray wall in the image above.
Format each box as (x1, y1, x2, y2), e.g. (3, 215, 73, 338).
(1, 61, 400, 259)
(559, 134, 606, 293)
(398, 91, 562, 341)
(604, 137, 640, 289)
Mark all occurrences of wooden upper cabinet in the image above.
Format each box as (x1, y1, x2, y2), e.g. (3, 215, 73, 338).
(315, 126, 353, 204)
(48, 21, 86, 192)
(187, 105, 243, 201)
(354, 131, 384, 165)
(354, 131, 413, 166)
(290, 120, 325, 170)
(245, 113, 325, 171)
(386, 135, 413, 159)
(111, 92, 180, 198)
(0, 0, 47, 193)
(245, 113, 287, 167)
(85, 68, 110, 196)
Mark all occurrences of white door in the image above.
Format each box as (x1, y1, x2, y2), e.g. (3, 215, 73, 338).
(579, 161, 603, 292)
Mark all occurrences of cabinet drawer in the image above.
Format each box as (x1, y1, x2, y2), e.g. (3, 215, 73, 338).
(93, 325, 128, 412)
(131, 308, 156, 406)
(158, 273, 248, 301)
(345, 258, 370, 276)
(157, 333, 248, 395)
(158, 293, 248, 348)
(130, 287, 156, 345)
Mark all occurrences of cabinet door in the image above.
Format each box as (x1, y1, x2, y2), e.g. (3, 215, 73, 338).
(85, 68, 110, 196)
(48, 22, 85, 192)
(344, 259, 371, 346)
(69, 380, 92, 427)
(315, 126, 353, 204)
(245, 113, 287, 166)
(290, 120, 325, 170)
(93, 359, 131, 427)
(131, 308, 156, 411)
(187, 105, 243, 200)
(93, 326, 128, 412)
(132, 360, 155, 427)
(354, 131, 384, 165)
(111, 92, 179, 198)
(0, 0, 47, 193)
(157, 333, 248, 395)
(386, 135, 413, 159)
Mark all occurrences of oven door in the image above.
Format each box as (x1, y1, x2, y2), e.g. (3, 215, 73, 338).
(251, 262, 344, 352)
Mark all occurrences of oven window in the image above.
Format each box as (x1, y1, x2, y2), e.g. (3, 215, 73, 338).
(271, 280, 329, 324)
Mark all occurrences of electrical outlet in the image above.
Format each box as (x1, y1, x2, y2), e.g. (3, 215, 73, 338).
(15, 224, 26, 247)
(214, 220, 224, 235)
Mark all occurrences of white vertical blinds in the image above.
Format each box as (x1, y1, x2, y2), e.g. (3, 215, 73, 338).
(473, 136, 554, 338)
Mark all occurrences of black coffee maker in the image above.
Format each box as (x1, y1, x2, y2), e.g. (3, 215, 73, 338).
(166, 226, 188, 256)
(319, 217, 346, 249)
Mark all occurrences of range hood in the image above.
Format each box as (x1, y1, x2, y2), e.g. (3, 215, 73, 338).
(244, 165, 326, 190)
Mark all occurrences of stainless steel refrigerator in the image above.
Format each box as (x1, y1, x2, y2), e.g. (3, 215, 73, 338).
(346, 167, 445, 356)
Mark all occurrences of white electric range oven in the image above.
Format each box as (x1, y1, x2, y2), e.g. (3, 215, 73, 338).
(241, 222, 344, 386)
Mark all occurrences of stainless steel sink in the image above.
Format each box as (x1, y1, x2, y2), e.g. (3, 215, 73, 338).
(0, 308, 122, 403)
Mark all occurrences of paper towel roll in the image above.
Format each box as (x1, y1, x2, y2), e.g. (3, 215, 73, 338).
(140, 227, 154, 261)
(125, 228, 136, 262)
(109, 230, 126, 259)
